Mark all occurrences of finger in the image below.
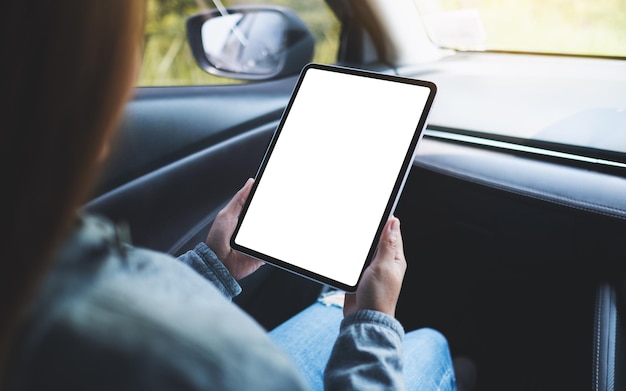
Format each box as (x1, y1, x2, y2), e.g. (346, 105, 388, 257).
(370, 217, 400, 266)
(343, 292, 356, 316)
(224, 178, 254, 215)
(394, 220, 406, 264)
(236, 178, 254, 209)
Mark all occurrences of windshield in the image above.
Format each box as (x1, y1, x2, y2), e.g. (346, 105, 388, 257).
(414, 0, 626, 58)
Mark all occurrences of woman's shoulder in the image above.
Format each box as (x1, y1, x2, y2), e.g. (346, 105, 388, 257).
(9, 214, 305, 390)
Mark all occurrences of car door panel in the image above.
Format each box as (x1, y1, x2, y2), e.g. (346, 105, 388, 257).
(94, 77, 298, 197)
(87, 122, 275, 254)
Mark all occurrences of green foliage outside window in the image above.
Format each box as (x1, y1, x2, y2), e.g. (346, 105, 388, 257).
(416, 0, 626, 58)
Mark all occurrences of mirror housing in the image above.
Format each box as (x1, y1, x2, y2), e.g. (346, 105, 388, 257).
(186, 6, 315, 81)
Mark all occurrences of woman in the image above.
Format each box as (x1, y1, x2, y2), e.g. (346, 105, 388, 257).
(1, 0, 146, 380)
(0, 1, 457, 390)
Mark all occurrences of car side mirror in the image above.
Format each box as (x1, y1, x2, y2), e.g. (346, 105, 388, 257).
(186, 6, 314, 81)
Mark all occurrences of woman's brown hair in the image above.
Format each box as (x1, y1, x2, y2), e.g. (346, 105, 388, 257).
(0, 0, 145, 381)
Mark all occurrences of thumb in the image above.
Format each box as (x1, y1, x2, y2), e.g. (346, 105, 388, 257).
(372, 217, 401, 265)
(345, 217, 406, 317)
(224, 178, 254, 215)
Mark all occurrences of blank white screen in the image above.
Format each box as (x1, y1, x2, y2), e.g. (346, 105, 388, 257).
(234, 67, 431, 287)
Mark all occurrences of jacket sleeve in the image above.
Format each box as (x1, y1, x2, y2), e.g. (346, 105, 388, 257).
(324, 310, 405, 391)
(177, 242, 242, 300)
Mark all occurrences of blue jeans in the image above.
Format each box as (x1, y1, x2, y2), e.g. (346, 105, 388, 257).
(270, 301, 456, 390)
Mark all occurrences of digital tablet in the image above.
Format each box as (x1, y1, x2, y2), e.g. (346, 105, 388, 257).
(231, 63, 437, 292)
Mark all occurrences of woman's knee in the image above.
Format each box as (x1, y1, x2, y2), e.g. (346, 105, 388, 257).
(407, 327, 451, 356)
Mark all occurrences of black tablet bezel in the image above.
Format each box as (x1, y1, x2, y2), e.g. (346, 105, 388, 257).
(230, 63, 437, 292)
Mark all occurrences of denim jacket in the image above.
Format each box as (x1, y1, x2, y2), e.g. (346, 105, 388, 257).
(8, 215, 404, 390)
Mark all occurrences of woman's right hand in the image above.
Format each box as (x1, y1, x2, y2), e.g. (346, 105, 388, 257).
(343, 217, 407, 317)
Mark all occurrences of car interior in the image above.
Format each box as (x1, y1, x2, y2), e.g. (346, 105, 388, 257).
(86, 0, 626, 389)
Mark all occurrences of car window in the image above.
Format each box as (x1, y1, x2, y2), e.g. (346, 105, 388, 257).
(413, 0, 626, 58)
(139, 0, 340, 86)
